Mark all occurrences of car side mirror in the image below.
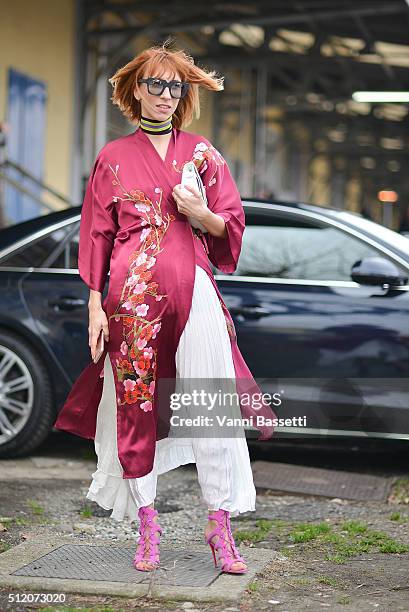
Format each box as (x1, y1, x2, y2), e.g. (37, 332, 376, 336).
(351, 256, 408, 287)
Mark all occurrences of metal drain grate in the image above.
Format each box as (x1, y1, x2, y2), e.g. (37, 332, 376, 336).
(12, 545, 220, 587)
(252, 461, 393, 501)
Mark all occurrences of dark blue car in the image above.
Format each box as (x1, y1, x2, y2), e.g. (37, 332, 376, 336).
(0, 200, 409, 457)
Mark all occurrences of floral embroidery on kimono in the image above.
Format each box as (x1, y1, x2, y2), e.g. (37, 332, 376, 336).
(108, 163, 175, 412)
(172, 141, 224, 189)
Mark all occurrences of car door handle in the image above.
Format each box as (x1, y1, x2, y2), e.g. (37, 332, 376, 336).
(48, 296, 87, 311)
(230, 305, 271, 319)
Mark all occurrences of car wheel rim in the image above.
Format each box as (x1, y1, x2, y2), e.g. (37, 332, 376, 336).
(0, 345, 34, 446)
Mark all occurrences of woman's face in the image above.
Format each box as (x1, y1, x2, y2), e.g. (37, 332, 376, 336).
(135, 69, 183, 121)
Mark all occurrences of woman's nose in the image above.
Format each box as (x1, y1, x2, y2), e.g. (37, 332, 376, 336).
(161, 86, 172, 100)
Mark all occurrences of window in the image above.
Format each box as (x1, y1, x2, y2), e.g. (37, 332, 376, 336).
(235, 212, 405, 281)
(0, 224, 74, 268)
(46, 226, 79, 269)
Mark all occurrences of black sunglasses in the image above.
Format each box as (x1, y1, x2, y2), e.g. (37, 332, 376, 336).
(138, 77, 190, 99)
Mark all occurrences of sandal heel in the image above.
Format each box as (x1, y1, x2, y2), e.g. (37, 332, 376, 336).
(210, 542, 217, 567)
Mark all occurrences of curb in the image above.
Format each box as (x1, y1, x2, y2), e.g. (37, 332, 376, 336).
(0, 534, 279, 603)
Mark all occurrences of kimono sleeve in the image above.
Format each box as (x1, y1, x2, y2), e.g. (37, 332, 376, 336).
(200, 142, 245, 274)
(78, 152, 119, 293)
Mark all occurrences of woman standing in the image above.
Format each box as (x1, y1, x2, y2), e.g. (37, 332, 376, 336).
(54, 42, 275, 574)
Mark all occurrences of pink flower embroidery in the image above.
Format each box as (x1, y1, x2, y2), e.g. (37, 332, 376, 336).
(123, 378, 136, 391)
(135, 202, 150, 212)
(136, 337, 148, 350)
(135, 303, 149, 316)
(140, 227, 151, 242)
(152, 323, 161, 339)
(133, 282, 147, 295)
(146, 256, 156, 269)
(140, 400, 153, 412)
(133, 360, 147, 376)
(135, 252, 147, 266)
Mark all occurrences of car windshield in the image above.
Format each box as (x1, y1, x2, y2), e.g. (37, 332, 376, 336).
(319, 209, 409, 256)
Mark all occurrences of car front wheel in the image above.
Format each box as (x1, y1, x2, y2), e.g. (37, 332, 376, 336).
(0, 330, 54, 458)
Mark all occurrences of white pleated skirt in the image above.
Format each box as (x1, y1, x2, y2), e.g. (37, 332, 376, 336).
(86, 265, 256, 521)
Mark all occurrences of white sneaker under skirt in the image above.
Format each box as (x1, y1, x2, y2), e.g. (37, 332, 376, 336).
(86, 265, 256, 521)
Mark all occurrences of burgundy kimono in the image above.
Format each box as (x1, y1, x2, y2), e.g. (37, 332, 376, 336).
(54, 127, 276, 478)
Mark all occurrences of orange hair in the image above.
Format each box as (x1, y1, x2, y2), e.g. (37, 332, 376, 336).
(108, 39, 224, 129)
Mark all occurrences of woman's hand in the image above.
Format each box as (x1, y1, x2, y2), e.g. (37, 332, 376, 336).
(172, 184, 208, 223)
(88, 301, 109, 361)
(172, 183, 227, 238)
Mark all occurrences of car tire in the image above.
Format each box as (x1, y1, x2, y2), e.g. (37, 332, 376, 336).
(0, 329, 54, 458)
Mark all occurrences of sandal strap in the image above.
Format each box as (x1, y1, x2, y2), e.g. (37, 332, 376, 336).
(134, 506, 162, 564)
(138, 521, 162, 535)
(206, 509, 246, 570)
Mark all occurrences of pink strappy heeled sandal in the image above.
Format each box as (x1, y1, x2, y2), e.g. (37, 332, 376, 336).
(133, 506, 162, 571)
(205, 508, 248, 574)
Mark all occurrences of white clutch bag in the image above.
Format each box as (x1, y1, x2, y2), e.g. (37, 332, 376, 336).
(181, 161, 208, 233)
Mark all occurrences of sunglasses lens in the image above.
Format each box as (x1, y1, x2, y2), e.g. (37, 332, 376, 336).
(170, 83, 184, 98)
(148, 79, 164, 95)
